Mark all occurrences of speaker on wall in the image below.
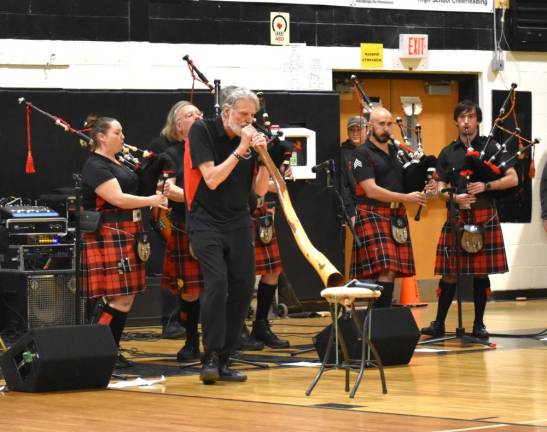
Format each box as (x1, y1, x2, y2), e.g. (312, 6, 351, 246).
(313, 307, 421, 366)
(0, 325, 117, 392)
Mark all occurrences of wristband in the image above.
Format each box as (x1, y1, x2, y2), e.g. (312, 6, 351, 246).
(232, 151, 242, 161)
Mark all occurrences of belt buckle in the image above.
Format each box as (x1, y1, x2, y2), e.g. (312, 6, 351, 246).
(390, 202, 399, 209)
(132, 209, 142, 222)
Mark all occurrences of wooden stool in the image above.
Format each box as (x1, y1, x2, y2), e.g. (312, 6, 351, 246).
(306, 282, 388, 398)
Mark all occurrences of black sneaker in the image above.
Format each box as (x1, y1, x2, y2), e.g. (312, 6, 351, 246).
(421, 321, 445, 338)
(472, 323, 489, 339)
(238, 325, 264, 351)
(251, 319, 290, 349)
(218, 363, 247, 382)
(176, 334, 200, 362)
(115, 353, 135, 369)
(200, 352, 220, 385)
(161, 320, 186, 339)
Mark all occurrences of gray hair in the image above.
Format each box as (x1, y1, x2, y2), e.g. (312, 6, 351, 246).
(221, 87, 259, 112)
(160, 100, 192, 141)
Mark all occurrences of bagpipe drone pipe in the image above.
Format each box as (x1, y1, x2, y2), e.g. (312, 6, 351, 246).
(17, 98, 172, 197)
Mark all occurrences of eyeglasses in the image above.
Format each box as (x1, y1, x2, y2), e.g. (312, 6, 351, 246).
(177, 110, 203, 122)
(184, 110, 202, 119)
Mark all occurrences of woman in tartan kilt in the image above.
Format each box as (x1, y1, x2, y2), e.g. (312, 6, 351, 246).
(422, 100, 518, 339)
(350, 107, 433, 308)
(81, 116, 168, 367)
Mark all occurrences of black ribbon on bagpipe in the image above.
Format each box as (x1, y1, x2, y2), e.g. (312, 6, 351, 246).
(403, 155, 438, 193)
(17, 98, 172, 196)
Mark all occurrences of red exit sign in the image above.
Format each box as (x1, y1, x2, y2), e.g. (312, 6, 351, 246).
(399, 34, 429, 59)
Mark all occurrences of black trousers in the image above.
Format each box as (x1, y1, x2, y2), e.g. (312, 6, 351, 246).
(189, 226, 255, 361)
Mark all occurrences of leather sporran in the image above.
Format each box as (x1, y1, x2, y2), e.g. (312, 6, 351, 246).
(390, 215, 409, 245)
(79, 211, 102, 233)
(256, 214, 274, 245)
(135, 231, 151, 262)
(461, 224, 483, 254)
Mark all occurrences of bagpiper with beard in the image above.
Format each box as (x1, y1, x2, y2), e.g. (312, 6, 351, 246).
(184, 87, 270, 385)
(350, 107, 432, 308)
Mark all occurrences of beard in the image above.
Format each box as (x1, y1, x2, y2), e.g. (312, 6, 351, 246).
(226, 116, 250, 137)
(372, 130, 391, 143)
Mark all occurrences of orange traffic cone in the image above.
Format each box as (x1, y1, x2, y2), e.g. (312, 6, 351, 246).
(398, 276, 427, 307)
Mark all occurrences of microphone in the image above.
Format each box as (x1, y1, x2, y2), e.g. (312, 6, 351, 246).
(345, 279, 383, 291)
(311, 159, 334, 173)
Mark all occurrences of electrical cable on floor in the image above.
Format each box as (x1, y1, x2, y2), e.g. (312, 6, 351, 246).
(488, 328, 547, 338)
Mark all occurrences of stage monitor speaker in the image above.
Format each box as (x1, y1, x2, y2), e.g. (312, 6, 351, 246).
(313, 307, 420, 366)
(0, 272, 85, 332)
(0, 325, 117, 392)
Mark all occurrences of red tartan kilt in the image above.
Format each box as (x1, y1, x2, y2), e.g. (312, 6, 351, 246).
(81, 220, 146, 299)
(161, 220, 204, 297)
(434, 207, 508, 275)
(350, 204, 415, 279)
(253, 208, 282, 275)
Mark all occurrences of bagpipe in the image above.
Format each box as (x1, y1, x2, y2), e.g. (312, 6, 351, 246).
(459, 83, 540, 186)
(392, 118, 438, 194)
(254, 91, 293, 171)
(17, 98, 172, 196)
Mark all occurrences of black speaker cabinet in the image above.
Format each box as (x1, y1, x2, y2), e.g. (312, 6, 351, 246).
(0, 325, 117, 392)
(0, 272, 85, 332)
(313, 307, 420, 366)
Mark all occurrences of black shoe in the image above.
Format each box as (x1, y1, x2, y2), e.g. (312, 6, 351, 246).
(200, 352, 220, 385)
(115, 353, 135, 369)
(421, 321, 445, 338)
(251, 319, 290, 349)
(161, 320, 186, 339)
(176, 334, 200, 362)
(472, 323, 489, 339)
(238, 325, 264, 351)
(218, 363, 247, 382)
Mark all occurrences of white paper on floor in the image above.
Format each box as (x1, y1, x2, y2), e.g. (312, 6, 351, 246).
(108, 375, 166, 389)
(415, 347, 451, 353)
(283, 361, 321, 367)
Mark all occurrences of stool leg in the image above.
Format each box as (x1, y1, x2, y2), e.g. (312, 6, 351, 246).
(369, 339, 388, 394)
(336, 310, 352, 393)
(306, 305, 337, 396)
(349, 303, 388, 398)
(361, 307, 388, 395)
(350, 307, 368, 398)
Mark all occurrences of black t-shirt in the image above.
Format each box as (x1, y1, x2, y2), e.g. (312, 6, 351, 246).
(81, 153, 139, 210)
(437, 135, 514, 195)
(351, 139, 405, 197)
(186, 117, 256, 231)
(147, 135, 173, 154)
(164, 143, 186, 221)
